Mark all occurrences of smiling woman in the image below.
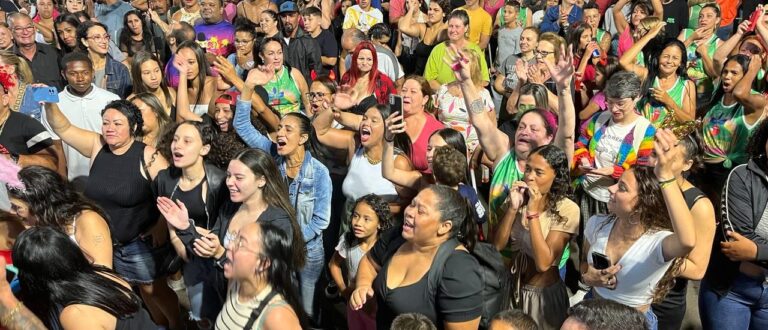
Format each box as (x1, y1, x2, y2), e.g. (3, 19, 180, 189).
(77, 21, 132, 98)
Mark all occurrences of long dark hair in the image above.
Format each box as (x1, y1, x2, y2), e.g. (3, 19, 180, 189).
(283, 112, 323, 160)
(430, 185, 477, 251)
(131, 51, 173, 110)
(9, 166, 108, 232)
(256, 222, 307, 328)
(567, 22, 591, 57)
(642, 39, 688, 97)
(176, 40, 209, 106)
(255, 36, 286, 66)
(528, 145, 572, 224)
(14, 227, 141, 329)
(708, 54, 751, 109)
(54, 13, 81, 54)
(232, 149, 306, 267)
(118, 10, 151, 57)
(344, 194, 396, 249)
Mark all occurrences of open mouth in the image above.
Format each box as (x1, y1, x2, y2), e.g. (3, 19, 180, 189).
(403, 219, 415, 232)
(359, 126, 371, 142)
(172, 151, 184, 163)
(276, 138, 288, 151)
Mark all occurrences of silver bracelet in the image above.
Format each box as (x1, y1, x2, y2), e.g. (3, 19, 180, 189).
(468, 98, 485, 114)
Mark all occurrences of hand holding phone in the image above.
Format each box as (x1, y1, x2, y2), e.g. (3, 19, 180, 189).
(389, 94, 403, 114)
(592, 251, 612, 270)
(31, 86, 59, 103)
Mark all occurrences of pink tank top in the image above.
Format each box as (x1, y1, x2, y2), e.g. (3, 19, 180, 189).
(617, 27, 634, 57)
(410, 114, 445, 174)
(483, 0, 504, 19)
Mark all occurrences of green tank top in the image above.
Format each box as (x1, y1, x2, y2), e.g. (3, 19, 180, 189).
(639, 77, 687, 127)
(498, 7, 527, 27)
(702, 91, 763, 168)
(688, 4, 703, 29)
(683, 29, 718, 99)
(596, 29, 607, 44)
(264, 66, 302, 115)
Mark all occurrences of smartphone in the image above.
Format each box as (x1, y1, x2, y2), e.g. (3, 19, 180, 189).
(521, 186, 530, 206)
(389, 94, 403, 114)
(592, 251, 612, 270)
(747, 8, 761, 33)
(31, 86, 59, 103)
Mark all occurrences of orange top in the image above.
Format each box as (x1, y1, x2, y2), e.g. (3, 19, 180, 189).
(717, 0, 739, 26)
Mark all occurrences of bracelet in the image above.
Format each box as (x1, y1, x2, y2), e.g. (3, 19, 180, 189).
(526, 212, 539, 220)
(658, 177, 676, 188)
(1, 301, 22, 326)
(384, 135, 395, 142)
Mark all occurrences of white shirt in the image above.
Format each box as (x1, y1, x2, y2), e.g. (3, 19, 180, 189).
(586, 215, 673, 307)
(42, 85, 120, 183)
(584, 116, 641, 202)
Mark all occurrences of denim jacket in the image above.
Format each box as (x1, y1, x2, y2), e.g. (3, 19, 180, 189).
(104, 55, 133, 99)
(233, 99, 331, 250)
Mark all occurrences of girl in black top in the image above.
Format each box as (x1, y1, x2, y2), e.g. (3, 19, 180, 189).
(159, 148, 304, 320)
(43, 100, 181, 330)
(14, 227, 158, 330)
(154, 121, 225, 327)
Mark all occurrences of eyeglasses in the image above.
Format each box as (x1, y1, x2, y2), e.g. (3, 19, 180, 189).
(234, 39, 254, 45)
(87, 34, 111, 42)
(230, 235, 261, 255)
(606, 98, 634, 109)
(534, 49, 555, 57)
(306, 92, 328, 99)
(12, 25, 34, 33)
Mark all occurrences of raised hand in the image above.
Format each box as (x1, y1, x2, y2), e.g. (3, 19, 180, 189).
(544, 43, 574, 91)
(443, 45, 473, 83)
(244, 64, 276, 87)
(157, 197, 192, 230)
(653, 128, 682, 180)
(648, 21, 666, 38)
(384, 111, 406, 142)
(515, 59, 529, 84)
(212, 56, 237, 83)
(527, 63, 549, 84)
(333, 88, 359, 110)
(173, 53, 190, 75)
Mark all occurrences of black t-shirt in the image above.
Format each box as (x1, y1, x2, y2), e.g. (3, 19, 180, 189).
(313, 29, 339, 63)
(663, 0, 688, 38)
(0, 0, 18, 13)
(369, 227, 483, 329)
(0, 111, 53, 155)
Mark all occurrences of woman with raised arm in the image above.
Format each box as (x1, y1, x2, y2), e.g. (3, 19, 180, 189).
(677, 3, 722, 106)
(42, 99, 180, 330)
(614, 0, 663, 58)
(173, 41, 217, 123)
(236, 0, 278, 26)
(311, 86, 412, 218)
(621, 22, 696, 126)
(713, 8, 767, 81)
(581, 130, 696, 330)
(233, 67, 331, 322)
(446, 44, 576, 235)
(647, 131, 715, 330)
(398, 0, 448, 75)
(8, 166, 112, 268)
(158, 148, 303, 321)
(697, 54, 767, 209)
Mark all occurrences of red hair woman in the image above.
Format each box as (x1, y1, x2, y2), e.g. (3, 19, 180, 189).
(340, 41, 396, 105)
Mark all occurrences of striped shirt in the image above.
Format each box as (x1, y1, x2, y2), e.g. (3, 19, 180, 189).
(215, 283, 287, 330)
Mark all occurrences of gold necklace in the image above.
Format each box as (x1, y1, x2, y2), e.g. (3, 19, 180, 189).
(363, 150, 381, 165)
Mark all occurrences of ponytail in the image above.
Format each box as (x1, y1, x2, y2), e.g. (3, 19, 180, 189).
(430, 185, 477, 252)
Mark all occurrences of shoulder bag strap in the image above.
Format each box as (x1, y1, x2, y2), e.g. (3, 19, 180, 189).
(244, 289, 280, 329)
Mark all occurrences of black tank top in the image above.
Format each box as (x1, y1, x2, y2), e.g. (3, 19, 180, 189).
(413, 41, 435, 76)
(85, 141, 160, 244)
(170, 178, 210, 230)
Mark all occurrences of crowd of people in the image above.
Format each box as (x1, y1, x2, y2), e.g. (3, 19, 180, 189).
(0, 0, 765, 329)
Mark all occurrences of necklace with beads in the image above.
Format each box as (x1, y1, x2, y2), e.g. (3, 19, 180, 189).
(363, 150, 381, 165)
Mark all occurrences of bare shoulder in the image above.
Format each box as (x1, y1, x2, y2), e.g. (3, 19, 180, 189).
(262, 304, 301, 330)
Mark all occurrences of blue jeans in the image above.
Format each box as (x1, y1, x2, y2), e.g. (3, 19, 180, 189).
(300, 240, 324, 320)
(113, 236, 172, 284)
(700, 274, 768, 330)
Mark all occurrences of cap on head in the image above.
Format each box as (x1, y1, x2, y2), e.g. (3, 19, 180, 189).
(279, 1, 299, 14)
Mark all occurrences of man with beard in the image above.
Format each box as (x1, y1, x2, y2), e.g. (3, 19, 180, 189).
(279, 1, 321, 84)
(194, 0, 235, 58)
(42, 52, 120, 189)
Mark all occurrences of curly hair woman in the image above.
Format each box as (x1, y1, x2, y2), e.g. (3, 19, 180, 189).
(492, 144, 579, 329)
(580, 129, 696, 330)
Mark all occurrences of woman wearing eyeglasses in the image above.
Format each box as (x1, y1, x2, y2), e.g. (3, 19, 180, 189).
(227, 22, 257, 85)
(77, 21, 132, 98)
(574, 71, 656, 234)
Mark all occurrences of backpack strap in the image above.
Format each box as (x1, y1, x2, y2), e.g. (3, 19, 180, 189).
(426, 239, 461, 294)
(244, 289, 279, 329)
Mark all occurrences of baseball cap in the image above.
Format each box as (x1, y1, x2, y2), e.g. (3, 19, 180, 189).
(279, 1, 299, 14)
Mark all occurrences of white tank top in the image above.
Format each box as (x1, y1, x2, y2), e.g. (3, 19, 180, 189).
(341, 147, 398, 202)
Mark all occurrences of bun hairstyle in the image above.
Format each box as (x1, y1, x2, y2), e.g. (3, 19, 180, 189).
(101, 100, 144, 137)
(430, 185, 477, 251)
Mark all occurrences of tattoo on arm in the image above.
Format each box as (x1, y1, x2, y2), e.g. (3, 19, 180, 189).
(469, 99, 486, 115)
(1, 304, 47, 330)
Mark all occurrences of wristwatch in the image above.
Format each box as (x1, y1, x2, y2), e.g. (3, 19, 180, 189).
(215, 254, 229, 270)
